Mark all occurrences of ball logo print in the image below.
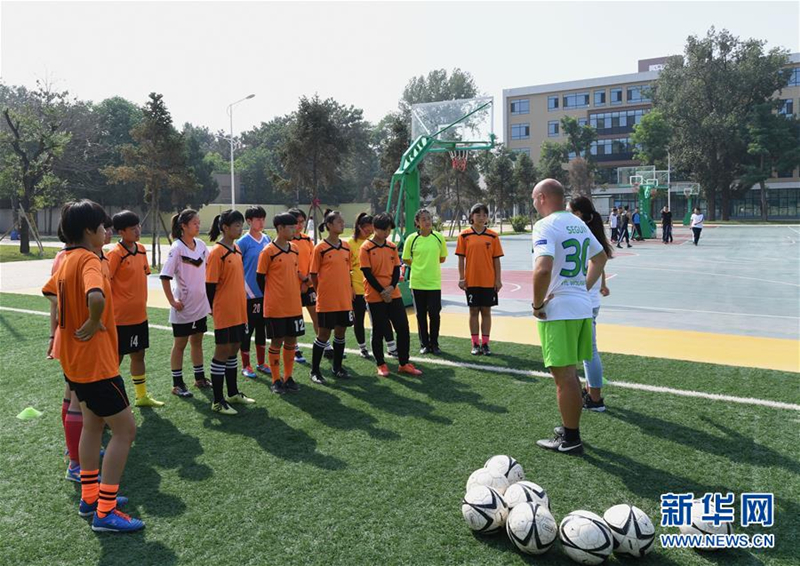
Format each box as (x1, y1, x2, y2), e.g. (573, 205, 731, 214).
(461, 485, 509, 535)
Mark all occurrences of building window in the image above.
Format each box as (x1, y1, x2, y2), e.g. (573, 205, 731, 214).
(512, 147, 531, 157)
(610, 88, 623, 105)
(578, 118, 587, 128)
(548, 95, 559, 111)
(590, 137, 634, 161)
(627, 85, 651, 103)
(511, 123, 530, 140)
(548, 120, 559, 137)
(778, 99, 794, 116)
(563, 92, 590, 109)
(589, 109, 649, 135)
(594, 90, 606, 107)
(510, 99, 529, 115)
(787, 67, 800, 87)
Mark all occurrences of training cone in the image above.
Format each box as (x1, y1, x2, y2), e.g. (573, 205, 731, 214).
(16, 407, 43, 420)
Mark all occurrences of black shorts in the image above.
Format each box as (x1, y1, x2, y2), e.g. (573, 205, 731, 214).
(68, 375, 130, 418)
(318, 310, 355, 330)
(117, 322, 149, 355)
(266, 316, 306, 339)
(465, 287, 498, 308)
(247, 298, 265, 329)
(172, 317, 208, 338)
(215, 324, 246, 345)
(301, 287, 317, 307)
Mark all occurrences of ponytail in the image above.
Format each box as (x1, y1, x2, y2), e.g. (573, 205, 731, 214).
(171, 208, 198, 240)
(317, 209, 340, 235)
(208, 209, 244, 242)
(353, 212, 373, 240)
(208, 215, 222, 242)
(568, 196, 613, 258)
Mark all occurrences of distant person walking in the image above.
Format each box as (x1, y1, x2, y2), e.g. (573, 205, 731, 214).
(616, 206, 632, 248)
(632, 207, 643, 241)
(661, 206, 673, 244)
(609, 208, 618, 242)
(690, 207, 704, 246)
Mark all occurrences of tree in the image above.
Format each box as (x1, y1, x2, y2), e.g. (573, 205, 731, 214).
(561, 116, 596, 158)
(514, 151, 537, 218)
(482, 146, 516, 233)
(0, 80, 72, 253)
(103, 93, 197, 267)
(536, 141, 569, 185)
(399, 69, 479, 118)
(739, 103, 800, 220)
(238, 115, 292, 203)
(372, 112, 411, 211)
(631, 109, 672, 170)
(652, 27, 791, 219)
(180, 127, 219, 209)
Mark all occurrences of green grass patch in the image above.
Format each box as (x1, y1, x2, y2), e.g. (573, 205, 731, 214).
(0, 245, 60, 263)
(1, 291, 798, 565)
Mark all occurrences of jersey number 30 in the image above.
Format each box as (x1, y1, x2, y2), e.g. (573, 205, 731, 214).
(559, 238, 590, 278)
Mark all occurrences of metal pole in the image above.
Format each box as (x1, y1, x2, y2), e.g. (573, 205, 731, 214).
(229, 106, 235, 207)
(667, 150, 671, 210)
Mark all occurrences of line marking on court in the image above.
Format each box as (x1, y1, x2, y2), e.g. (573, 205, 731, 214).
(601, 304, 799, 321)
(3, 305, 798, 413)
(785, 226, 800, 235)
(611, 265, 800, 288)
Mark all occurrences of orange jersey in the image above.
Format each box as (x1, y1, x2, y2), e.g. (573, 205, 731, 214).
(106, 242, 150, 325)
(455, 227, 504, 288)
(257, 241, 302, 318)
(42, 247, 119, 383)
(292, 232, 314, 278)
(310, 239, 352, 312)
(205, 243, 247, 329)
(359, 240, 401, 303)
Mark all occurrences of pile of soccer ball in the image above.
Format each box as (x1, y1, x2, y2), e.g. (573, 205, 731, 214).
(461, 455, 656, 563)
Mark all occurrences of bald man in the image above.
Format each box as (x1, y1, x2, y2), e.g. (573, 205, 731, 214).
(531, 179, 608, 455)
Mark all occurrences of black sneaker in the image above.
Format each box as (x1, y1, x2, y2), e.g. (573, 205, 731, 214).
(430, 345, 442, 355)
(471, 345, 482, 356)
(270, 380, 286, 395)
(324, 349, 334, 360)
(481, 343, 492, 356)
(388, 348, 399, 358)
(333, 368, 350, 380)
(310, 371, 327, 385)
(284, 377, 300, 392)
(583, 396, 606, 412)
(536, 435, 584, 455)
(172, 385, 193, 398)
(419, 346, 430, 355)
(359, 348, 372, 359)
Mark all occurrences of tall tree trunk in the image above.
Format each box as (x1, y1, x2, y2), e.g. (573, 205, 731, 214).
(720, 188, 730, 221)
(705, 187, 717, 221)
(149, 184, 158, 269)
(759, 180, 768, 222)
(19, 194, 31, 255)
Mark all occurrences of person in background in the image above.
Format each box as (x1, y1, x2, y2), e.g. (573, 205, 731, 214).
(616, 205, 632, 249)
(632, 207, 643, 241)
(661, 206, 673, 244)
(609, 207, 618, 243)
(690, 207, 704, 245)
(237, 206, 271, 378)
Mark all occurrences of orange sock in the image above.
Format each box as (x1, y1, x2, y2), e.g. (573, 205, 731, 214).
(97, 483, 119, 517)
(80, 469, 100, 504)
(268, 347, 281, 383)
(283, 343, 296, 380)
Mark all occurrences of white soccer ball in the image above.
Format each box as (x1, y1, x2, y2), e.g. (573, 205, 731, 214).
(678, 499, 733, 549)
(484, 454, 525, 483)
(603, 504, 655, 558)
(506, 502, 558, 555)
(559, 510, 614, 565)
(503, 480, 550, 510)
(461, 485, 509, 535)
(466, 467, 510, 495)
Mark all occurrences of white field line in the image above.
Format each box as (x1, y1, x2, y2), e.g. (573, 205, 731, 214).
(3, 305, 799, 412)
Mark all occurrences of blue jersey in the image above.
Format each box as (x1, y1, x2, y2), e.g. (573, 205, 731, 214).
(237, 231, 271, 299)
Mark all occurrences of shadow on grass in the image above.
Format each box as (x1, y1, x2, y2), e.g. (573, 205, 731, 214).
(96, 531, 177, 565)
(0, 313, 26, 341)
(393, 365, 509, 415)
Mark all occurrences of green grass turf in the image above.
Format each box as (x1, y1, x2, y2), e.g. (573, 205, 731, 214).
(0, 246, 60, 263)
(0, 291, 798, 565)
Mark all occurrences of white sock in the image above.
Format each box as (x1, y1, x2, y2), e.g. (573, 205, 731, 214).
(387, 340, 397, 351)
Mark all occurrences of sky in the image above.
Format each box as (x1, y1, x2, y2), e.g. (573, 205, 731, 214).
(1, 0, 798, 142)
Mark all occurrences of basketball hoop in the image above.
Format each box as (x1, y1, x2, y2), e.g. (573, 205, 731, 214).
(681, 184, 700, 198)
(449, 149, 469, 172)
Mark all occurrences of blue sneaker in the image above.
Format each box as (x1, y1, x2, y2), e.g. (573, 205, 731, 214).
(65, 464, 81, 483)
(79, 496, 129, 517)
(91, 509, 144, 532)
(241, 365, 257, 379)
(295, 350, 307, 364)
(256, 364, 271, 375)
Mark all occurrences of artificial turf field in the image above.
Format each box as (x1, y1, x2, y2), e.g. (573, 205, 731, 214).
(0, 291, 798, 566)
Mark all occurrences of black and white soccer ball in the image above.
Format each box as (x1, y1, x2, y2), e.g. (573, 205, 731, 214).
(466, 467, 510, 495)
(678, 499, 733, 549)
(484, 454, 525, 483)
(559, 510, 614, 565)
(603, 504, 655, 558)
(506, 502, 558, 555)
(503, 480, 550, 510)
(461, 485, 509, 535)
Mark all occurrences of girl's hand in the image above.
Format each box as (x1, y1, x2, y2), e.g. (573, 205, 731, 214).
(46, 337, 54, 359)
(172, 300, 185, 311)
(600, 285, 610, 297)
(75, 318, 106, 341)
(458, 279, 466, 290)
(495, 280, 503, 292)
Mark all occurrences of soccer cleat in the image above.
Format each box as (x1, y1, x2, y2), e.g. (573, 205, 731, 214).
(226, 392, 255, 405)
(242, 366, 257, 379)
(419, 346, 430, 355)
(553, 426, 565, 437)
(65, 464, 81, 483)
(324, 349, 334, 360)
(310, 371, 327, 385)
(430, 346, 443, 355)
(134, 394, 165, 408)
(294, 350, 307, 364)
(359, 347, 372, 359)
(583, 396, 606, 412)
(387, 348, 398, 358)
(79, 496, 128, 517)
(536, 435, 584, 455)
(333, 368, 350, 380)
(91, 509, 145, 533)
(398, 363, 423, 376)
(211, 401, 237, 415)
(171, 385, 193, 398)
(256, 364, 271, 375)
(194, 377, 212, 389)
(376, 364, 390, 378)
(471, 345, 482, 356)
(284, 377, 300, 392)
(270, 380, 286, 395)
(481, 343, 492, 356)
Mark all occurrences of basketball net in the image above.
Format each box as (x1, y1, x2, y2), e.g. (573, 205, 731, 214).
(449, 149, 469, 172)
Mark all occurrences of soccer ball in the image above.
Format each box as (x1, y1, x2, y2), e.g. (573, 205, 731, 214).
(484, 454, 525, 483)
(603, 504, 655, 557)
(506, 502, 558, 555)
(503, 481, 550, 510)
(466, 467, 510, 495)
(461, 485, 509, 534)
(678, 499, 733, 549)
(559, 510, 614, 565)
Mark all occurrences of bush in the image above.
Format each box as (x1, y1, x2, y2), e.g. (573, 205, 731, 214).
(432, 215, 444, 232)
(510, 215, 529, 232)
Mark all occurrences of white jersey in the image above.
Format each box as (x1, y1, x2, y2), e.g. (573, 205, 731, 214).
(690, 213, 704, 228)
(609, 213, 618, 228)
(532, 211, 604, 321)
(160, 238, 211, 324)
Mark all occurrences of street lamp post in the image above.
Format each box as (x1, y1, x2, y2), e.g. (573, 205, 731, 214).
(226, 94, 256, 207)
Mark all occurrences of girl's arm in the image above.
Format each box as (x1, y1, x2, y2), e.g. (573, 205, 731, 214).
(458, 256, 466, 290)
(600, 270, 610, 296)
(493, 257, 503, 292)
(160, 277, 183, 310)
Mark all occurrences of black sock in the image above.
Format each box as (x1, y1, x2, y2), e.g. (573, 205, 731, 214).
(312, 339, 327, 373)
(332, 336, 345, 372)
(210, 358, 225, 403)
(563, 426, 580, 442)
(171, 369, 184, 388)
(193, 364, 205, 381)
(225, 356, 239, 397)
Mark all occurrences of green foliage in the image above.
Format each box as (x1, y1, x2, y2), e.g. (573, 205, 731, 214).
(536, 141, 568, 184)
(399, 68, 479, 117)
(481, 146, 516, 232)
(560, 116, 596, 158)
(509, 215, 528, 232)
(631, 109, 672, 169)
